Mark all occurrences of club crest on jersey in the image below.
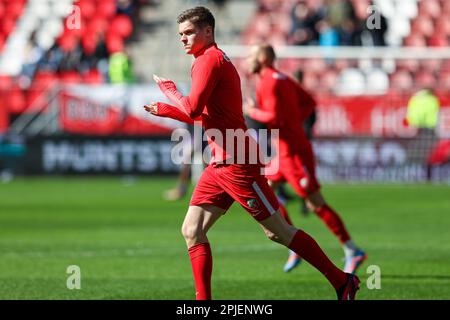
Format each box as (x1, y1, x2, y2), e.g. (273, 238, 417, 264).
(299, 177, 309, 188)
(273, 72, 287, 80)
(247, 198, 259, 210)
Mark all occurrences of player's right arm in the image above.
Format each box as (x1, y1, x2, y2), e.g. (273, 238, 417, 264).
(244, 82, 278, 124)
(155, 54, 220, 119)
(144, 102, 202, 126)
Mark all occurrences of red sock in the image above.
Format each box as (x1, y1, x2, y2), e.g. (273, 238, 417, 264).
(315, 205, 351, 244)
(279, 204, 293, 225)
(188, 243, 212, 300)
(288, 230, 347, 289)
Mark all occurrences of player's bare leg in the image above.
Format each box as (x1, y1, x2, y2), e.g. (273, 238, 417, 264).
(164, 163, 191, 201)
(305, 191, 367, 274)
(181, 204, 225, 300)
(267, 180, 302, 272)
(258, 210, 360, 299)
(164, 139, 194, 201)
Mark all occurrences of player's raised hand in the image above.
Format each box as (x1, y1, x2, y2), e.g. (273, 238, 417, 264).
(143, 103, 158, 115)
(153, 74, 169, 84)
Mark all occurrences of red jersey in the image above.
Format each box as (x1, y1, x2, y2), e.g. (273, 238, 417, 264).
(249, 67, 316, 157)
(156, 43, 257, 165)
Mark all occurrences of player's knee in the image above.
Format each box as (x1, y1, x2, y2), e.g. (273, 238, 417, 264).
(181, 222, 203, 242)
(264, 229, 281, 243)
(181, 223, 195, 241)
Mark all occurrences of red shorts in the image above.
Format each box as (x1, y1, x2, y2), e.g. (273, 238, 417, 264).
(265, 148, 320, 198)
(190, 164, 280, 221)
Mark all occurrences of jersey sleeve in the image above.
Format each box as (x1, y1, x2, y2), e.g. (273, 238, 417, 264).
(249, 81, 278, 124)
(157, 54, 221, 119)
(157, 102, 202, 125)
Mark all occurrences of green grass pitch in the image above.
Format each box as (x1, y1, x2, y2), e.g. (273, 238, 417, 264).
(0, 177, 449, 299)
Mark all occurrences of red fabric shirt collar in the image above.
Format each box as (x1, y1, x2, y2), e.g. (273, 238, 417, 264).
(260, 66, 277, 79)
(194, 42, 218, 58)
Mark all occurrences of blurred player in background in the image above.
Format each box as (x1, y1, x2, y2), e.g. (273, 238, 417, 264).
(404, 88, 441, 181)
(279, 69, 317, 216)
(244, 43, 366, 274)
(144, 6, 359, 300)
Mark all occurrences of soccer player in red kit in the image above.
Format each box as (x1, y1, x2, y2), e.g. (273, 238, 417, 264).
(243, 44, 367, 274)
(143, 7, 360, 300)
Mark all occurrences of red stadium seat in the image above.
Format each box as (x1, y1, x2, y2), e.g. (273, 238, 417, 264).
(35, 71, 58, 84)
(418, 0, 441, 19)
(443, 1, 450, 15)
(106, 34, 124, 54)
(404, 34, 427, 47)
(87, 17, 109, 35)
(279, 58, 302, 73)
(391, 70, 413, 92)
(414, 70, 436, 89)
(0, 2, 5, 18)
(5, 1, 25, 20)
(0, 33, 5, 52)
(397, 59, 420, 73)
(435, 17, 450, 36)
(0, 74, 12, 90)
(320, 69, 338, 93)
(97, 0, 117, 19)
(8, 86, 27, 114)
(442, 60, 450, 73)
(0, 17, 16, 36)
(78, 0, 96, 20)
(428, 34, 449, 47)
(57, 33, 79, 53)
(83, 69, 104, 84)
(335, 59, 351, 71)
(438, 72, 450, 90)
(60, 71, 82, 84)
(411, 17, 434, 38)
(302, 71, 319, 92)
(109, 15, 133, 39)
(421, 59, 442, 72)
(82, 33, 98, 55)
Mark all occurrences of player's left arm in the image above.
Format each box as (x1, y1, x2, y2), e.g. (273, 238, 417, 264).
(154, 54, 220, 119)
(244, 82, 279, 124)
(143, 102, 202, 125)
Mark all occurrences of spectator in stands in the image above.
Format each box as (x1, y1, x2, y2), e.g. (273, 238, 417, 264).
(80, 33, 109, 73)
(326, 0, 356, 27)
(294, 69, 317, 215)
(109, 49, 135, 84)
(117, 0, 141, 41)
(19, 32, 46, 87)
(289, 1, 324, 45)
(39, 44, 64, 73)
(317, 19, 339, 47)
(324, 0, 361, 46)
(338, 18, 361, 46)
(363, 7, 388, 46)
(117, 0, 138, 17)
(58, 40, 84, 74)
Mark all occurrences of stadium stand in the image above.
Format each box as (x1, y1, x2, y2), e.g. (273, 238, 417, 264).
(240, 0, 450, 95)
(0, 0, 449, 131)
(0, 0, 147, 124)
